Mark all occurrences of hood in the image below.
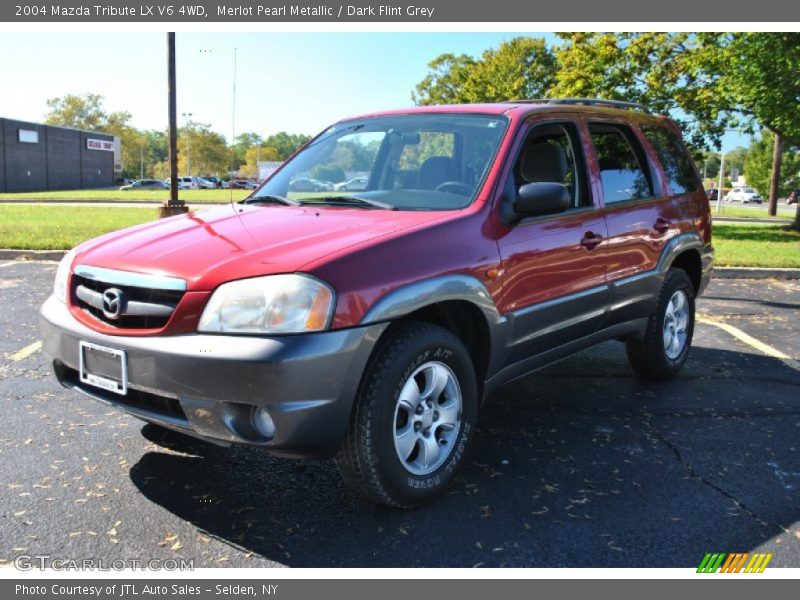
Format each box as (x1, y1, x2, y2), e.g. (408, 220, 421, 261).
(74, 204, 450, 290)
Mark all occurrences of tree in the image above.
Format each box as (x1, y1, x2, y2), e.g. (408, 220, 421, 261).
(44, 93, 130, 131)
(262, 132, 312, 160)
(413, 53, 476, 105)
(724, 146, 749, 181)
(240, 145, 279, 178)
(413, 37, 557, 105)
(551, 33, 735, 151)
(177, 123, 232, 177)
(698, 151, 721, 180)
(232, 132, 264, 168)
(45, 93, 147, 178)
(551, 33, 800, 220)
(715, 33, 800, 216)
(744, 131, 800, 199)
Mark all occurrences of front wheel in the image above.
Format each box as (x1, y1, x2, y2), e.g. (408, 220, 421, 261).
(336, 322, 478, 507)
(626, 269, 695, 380)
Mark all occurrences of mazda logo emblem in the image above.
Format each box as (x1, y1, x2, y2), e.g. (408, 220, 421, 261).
(102, 288, 124, 320)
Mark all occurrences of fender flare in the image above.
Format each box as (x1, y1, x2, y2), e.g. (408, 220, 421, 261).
(360, 274, 509, 377)
(656, 231, 704, 274)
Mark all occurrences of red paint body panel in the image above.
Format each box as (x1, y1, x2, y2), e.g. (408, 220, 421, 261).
(66, 103, 710, 338)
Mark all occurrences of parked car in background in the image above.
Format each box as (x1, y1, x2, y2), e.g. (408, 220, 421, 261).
(194, 177, 217, 189)
(42, 99, 712, 507)
(228, 179, 258, 190)
(115, 178, 132, 187)
(289, 177, 332, 192)
(119, 179, 168, 191)
(785, 190, 799, 205)
(725, 187, 762, 203)
(204, 176, 223, 189)
(706, 188, 721, 202)
(164, 177, 196, 190)
(334, 176, 369, 192)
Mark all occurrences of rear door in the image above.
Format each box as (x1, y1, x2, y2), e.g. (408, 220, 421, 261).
(585, 120, 676, 325)
(496, 119, 608, 364)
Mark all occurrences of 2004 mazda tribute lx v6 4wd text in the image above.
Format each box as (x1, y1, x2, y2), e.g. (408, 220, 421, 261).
(40, 99, 713, 507)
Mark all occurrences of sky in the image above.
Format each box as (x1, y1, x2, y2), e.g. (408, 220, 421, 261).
(0, 32, 749, 150)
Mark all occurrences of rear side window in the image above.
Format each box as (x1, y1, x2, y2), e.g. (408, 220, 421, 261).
(589, 123, 654, 204)
(640, 124, 699, 195)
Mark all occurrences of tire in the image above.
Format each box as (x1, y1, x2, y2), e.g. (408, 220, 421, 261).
(626, 268, 695, 381)
(336, 322, 478, 508)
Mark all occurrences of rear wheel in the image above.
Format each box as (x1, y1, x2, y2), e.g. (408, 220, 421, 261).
(336, 322, 478, 507)
(626, 268, 695, 380)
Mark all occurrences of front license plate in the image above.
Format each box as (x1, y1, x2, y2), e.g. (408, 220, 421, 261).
(78, 341, 128, 396)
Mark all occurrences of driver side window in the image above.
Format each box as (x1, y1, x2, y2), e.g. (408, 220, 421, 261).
(513, 122, 589, 210)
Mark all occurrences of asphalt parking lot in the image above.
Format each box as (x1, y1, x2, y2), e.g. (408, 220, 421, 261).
(1, 260, 799, 568)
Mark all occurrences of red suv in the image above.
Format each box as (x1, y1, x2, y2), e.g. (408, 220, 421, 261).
(40, 99, 713, 507)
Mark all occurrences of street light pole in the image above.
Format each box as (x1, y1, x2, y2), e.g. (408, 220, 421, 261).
(716, 152, 725, 214)
(182, 112, 193, 177)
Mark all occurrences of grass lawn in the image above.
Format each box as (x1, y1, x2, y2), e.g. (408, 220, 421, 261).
(0, 188, 249, 203)
(712, 204, 797, 219)
(713, 222, 800, 268)
(2, 206, 799, 268)
(0, 205, 157, 250)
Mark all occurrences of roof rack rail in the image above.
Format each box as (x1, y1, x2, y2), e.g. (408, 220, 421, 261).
(510, 98, 651, 113)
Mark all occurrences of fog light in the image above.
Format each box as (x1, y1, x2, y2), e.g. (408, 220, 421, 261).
(252, 407, 276, 438)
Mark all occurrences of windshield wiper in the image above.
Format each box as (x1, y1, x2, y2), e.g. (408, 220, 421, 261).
(243, 194, 301, 207)
(301, 196, 395, 210)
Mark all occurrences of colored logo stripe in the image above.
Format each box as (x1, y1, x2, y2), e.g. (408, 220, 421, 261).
(697, 552, 773, 573)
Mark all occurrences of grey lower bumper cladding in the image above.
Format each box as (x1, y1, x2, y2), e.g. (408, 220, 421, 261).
(39, 295, 386, 458)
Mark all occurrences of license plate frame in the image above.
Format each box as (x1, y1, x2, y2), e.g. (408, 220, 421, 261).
(78, 341, 128, 396)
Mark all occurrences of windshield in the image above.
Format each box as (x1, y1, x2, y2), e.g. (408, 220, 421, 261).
(252, 114, 508, 210)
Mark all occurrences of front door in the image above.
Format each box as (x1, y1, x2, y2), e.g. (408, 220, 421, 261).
(496, 120, 608, 364)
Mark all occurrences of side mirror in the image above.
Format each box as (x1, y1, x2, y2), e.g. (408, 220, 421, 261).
(514, 182, 571, 217)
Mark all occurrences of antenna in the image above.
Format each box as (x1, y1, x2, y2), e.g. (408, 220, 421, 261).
(230, 46, 237, 206)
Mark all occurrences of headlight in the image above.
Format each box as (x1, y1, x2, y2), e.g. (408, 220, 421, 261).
(198, 274, 335, 334)
(53, 248, 76, 303)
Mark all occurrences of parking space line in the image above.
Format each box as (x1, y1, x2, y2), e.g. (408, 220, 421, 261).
(698, 316, 800, 372)
(0, 261, 17, 269)
(7, 341, 42, 362)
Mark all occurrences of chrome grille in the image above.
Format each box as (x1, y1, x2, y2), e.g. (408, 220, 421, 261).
(71, 265, 186, 329)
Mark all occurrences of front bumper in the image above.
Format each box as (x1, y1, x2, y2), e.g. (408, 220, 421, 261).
(40, 295, 386, 458)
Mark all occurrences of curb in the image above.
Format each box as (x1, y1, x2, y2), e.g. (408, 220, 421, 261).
(714, 267, 800, 280)
(0, 198, 163, 204)
(713, 217, 793, 224)
(0, 249, 67, 261)
(2, 249, 799, 280)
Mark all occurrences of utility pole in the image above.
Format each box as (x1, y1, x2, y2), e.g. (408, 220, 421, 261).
(162, 32, 186, 217)
(768, 132, 783, 217)
(140, 143, 144, 180)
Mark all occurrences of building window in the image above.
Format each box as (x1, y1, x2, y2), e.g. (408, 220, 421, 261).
(18, 129, 39, 143)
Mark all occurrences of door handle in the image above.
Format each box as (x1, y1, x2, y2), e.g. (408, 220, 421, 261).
(580, 231, 603, 250)
(653, 218, 670, 234)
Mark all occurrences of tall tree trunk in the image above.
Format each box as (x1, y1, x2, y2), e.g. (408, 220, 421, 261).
(768, 132, 783, 217)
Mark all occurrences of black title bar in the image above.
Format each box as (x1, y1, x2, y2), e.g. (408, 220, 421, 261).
(3, 0, 799, 21)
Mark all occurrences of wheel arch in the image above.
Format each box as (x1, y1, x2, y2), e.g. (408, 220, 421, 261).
(360, 275, 507, 397)
(657, 232, 704, 292)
